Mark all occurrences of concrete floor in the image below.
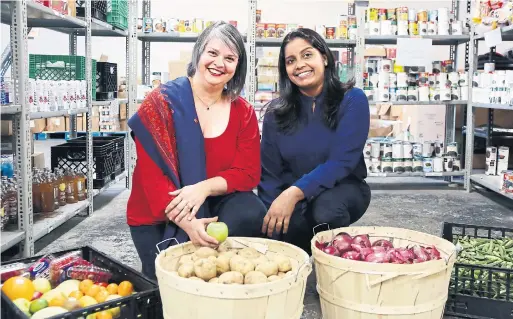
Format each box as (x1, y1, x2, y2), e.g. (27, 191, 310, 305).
(24, 179, 513, 318)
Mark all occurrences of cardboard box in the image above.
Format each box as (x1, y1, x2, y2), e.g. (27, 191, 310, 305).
(1, 120, 13, 136)
(65, 117, 84, 132)
(369, 119, 395, 138)
(46, 117, 66, 132)
(396, 105, 446, 143)
(168, 61, 189, 81)
(30, 119, 46, 134)
(31, 152, 45, 169)
(456, 107, 513, 129)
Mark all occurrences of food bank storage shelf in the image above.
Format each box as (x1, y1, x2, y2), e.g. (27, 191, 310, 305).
(0, 105, 21, 115)
(0, 1, 86, 30)
(256, 38, 356, 47)
(137, 32, 199, 42)
(476, 24, 513, 42)
(33, 200, 90, 241)
(30, 108, 89, 119)
(365, 34, 470, 45)
(473, 103, 513, 110)
(369, 100, 468, 106)
(368, 171, 466, 177)
(1, 230, 25, 253)
(470, 173, 513, 201)
(66, 18, 128, 37)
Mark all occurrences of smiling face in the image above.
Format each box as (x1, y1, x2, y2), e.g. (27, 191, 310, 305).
(284, 38, 326, 96)
(196, 37, 239, 89)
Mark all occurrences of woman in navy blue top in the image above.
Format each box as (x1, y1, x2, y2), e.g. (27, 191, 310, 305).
(258, 28, 371, 254)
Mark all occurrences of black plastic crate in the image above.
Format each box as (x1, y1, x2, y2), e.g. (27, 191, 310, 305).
(96, 62, 118, 101)
(76, 0, 108, 22)
(1, 246, 162, 319)
(442, 222, 513, 318)
(51, 136, 125, 189)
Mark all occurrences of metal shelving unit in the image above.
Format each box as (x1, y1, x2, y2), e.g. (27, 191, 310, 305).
(354, 0, 472, 185)
(1, 0, 138, 257)
(464, 24, 513, 201)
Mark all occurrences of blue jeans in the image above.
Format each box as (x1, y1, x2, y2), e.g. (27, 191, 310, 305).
(129, 191, 267, 281)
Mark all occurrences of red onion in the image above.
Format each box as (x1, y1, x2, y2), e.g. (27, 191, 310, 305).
(396, 248, 414, 263)
(322, 246, 340, 257)
(315, 240, 328, 250)
(386, 249, 405, 264)
(413, 245, 431, 261)
(341, 251, 361, 260)
(351, 244, 373, 258)
(352, 234, 371, 248)
(365, 251, 390, 263)
(372, 239, 394, 250)
(332, 233, 353, 253)
(371, 246, 386, 253)
(425, 245, 442, 260)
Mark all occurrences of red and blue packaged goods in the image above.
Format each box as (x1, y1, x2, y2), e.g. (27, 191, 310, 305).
(1, 246, 162, 319)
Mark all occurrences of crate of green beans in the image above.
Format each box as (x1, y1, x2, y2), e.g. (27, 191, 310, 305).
(441, 222, 513, 318)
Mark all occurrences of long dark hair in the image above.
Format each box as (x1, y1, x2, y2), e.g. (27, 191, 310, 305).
(269, 28, 354, 133)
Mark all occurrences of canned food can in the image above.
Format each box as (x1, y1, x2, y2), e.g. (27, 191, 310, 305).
(378, 59, 393, 72)
(265, 23, 276, 38)
(363, 87, 374, 101)
(404, 159, 413, 172)
(386, 8, 396, 20)
(393, 159, 405, 173)
(418, 21, 428, 35)
(396, 87, 408, 101)
(276, 24, 287, 38)
(338, 25, 348, 39)
(433, 157, 444, 172)
(377, 88, 390, 102)
(381, 142, 392, 158)
(397, 7, 409, 21)
(396, 72, 408, 87)
(407, 86, 418, 101)
(443, 60, 455, 73)
(367, 8, 379, 22)
(371, 141, 381, 158)
(389, 73, 397, 87)
(371, 158, 381, 173)
(397, 20, 408, 35)
(428, 74, 437, 87)
(451, 87, 461, 100)
(378, 8, 387, 21)
(348, 15, 357, 27)
(365, 158, 372, 172)
(378, 72, 390, 87)
(143, 17, 153, 33)
(389, 87, 397, 101)
(363, 141, 372, 158)
(409, 21, 418, 35)
(428, 21, 438, 35)
(434, 141, 444, 158)
(369, 21, 381, 35)
(408, 8, 417, 21)
(349, 27, 358, 40)
(392, 141, 403, 159)
(453, 159, 461, 171)
(428, 10, 438, 21)
(417, 9, 428, 22)
(256, 23, 265, 38)
(366, 59, 377, 74)
(447, 142, 458, 157)
(315, 25, 326, 38)
(412, 143, 423, 157)
(423, 141, 434, 157)
(432, 61, 442, 74)
(443, 155, 454, 172)
(382, 157, 393, 173)
(451, 21, 463, 35)
(325, 27, 336, 39)
(419, 86, 430, 101)
(403, 142, 413, 159)
(423, 157, 434, 173)
(418, 72, 429, 86)
(380, 20, 393, 35)
(369, 73, 379, 87)
(413, 157, 424, 172)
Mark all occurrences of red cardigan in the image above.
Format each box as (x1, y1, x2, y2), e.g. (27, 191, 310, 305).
(126, 97, 261, 226)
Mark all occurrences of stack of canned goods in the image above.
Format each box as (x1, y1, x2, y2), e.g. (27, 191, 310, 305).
(363, 59, 469, 103)
(472, 70, 513, 105)
(363, 139, 461, 174)
(365, 7, 465, 36)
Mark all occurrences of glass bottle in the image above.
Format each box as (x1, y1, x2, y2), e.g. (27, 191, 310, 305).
(75, 169, 86, 201)
(55, 169, 67, 206)
(32, 169, 42, 213)
(51, 173, 59, 210)
(64, 169, 77, 204)
(40, 172, 55, 213)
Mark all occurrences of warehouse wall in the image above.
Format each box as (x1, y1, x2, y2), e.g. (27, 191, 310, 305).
(2, 0, 513, 78)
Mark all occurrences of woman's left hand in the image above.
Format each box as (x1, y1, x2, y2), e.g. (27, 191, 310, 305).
(262, 187, 303, 238)
(165, 182, 210, 222)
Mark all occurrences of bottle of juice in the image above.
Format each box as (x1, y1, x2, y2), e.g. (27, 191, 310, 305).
(32, 169, 42, 213)
(75, 169, 86, 201)
(64, 169, 77, 204)
(40, 172, 55, 213)
(6, 177, 17, 223)
(51, 173, 60, 210)
(55, 169, 67, 206)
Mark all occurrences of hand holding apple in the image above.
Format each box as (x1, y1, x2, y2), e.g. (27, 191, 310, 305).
(206, 222, 229, 243)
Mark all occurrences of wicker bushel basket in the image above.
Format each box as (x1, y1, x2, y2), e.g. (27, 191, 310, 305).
(155, 237, 312, 319)
(311, 226, 457, 319)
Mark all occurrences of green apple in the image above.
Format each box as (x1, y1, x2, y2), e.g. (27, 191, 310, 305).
(32, 278, 52, 294)
(29, 298, 48, 314)
(12, 298, 31, 316)
(206, 222, 229, 243)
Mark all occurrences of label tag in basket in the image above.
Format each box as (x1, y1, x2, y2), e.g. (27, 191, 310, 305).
(228, 239, 268, 255)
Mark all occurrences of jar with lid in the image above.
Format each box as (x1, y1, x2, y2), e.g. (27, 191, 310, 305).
(64, 169, 77, 204)
(55, 169, 67, 206)
(75, 169, 86, 201)
(39, 171, 56, 213)
(50, 173, 60, 210)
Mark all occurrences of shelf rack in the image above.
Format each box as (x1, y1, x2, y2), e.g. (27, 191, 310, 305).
(464, 24, 513, 201)
(0, 0, 138, 257)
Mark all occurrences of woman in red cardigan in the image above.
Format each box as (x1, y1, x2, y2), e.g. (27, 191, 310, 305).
(127, 22, 266, 280)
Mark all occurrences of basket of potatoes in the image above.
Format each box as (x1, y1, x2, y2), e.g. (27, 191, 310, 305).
(155, 236, 312, 319)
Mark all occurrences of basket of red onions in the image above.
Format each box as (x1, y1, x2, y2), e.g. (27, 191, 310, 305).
(311, 226, 457, 319)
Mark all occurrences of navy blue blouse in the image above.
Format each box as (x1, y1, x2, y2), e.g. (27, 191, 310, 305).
(258, 87, 370, 208)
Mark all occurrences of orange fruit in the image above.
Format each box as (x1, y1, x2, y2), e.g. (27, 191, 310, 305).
(86, 284, 101, 298)
(96, 311, 113, 319)
(106, 283, 118, 295)
(117, 281, 133, 297)
(80, 279, 94, 294)
(94, 289, 110, 303)
(69, 290, 84, 299)
(49, 294, 67, 307)
(1, 276, 35, 301)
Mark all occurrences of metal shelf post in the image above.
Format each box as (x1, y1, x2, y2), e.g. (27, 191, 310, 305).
(141, 0, 151, 85)
(11, 0, 33, 257)
(85, 0, 93, 215)
(127, 0, 138, 189)
(247, 0, 257, 104)
(464, 23, 477, 192)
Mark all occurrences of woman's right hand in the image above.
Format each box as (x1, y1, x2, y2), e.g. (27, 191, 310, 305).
(181, 216, 220, 248)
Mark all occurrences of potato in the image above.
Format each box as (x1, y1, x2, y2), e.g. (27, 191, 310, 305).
(178, 255, 193, 266)
(255, 261, 279, 277)
(273, 255, 292, 272)
(208, 277, 220, 283)
(277, 272, 286, 278)
(217, 241, 235, 252)
(219, 250, 237, 259)
(218, 271, 244, 284)
(238, 247, 261, 259)
(229, 256, 255, 276)
(194, 247, 218, 260)
(252, 255, 269, 267)
(208, 256, 217, 263)
(267, 275, 280, 282)
(216, 255, 231, 275)
(244, 271, 268, 284)
(193, 259, 217, 281)
(189, 276, 204, 281)
(177, 263, 195, 278)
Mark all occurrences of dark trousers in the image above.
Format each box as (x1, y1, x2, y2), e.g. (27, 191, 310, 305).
(129, 191, 267, 281)
(273, 179, 371, 255)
